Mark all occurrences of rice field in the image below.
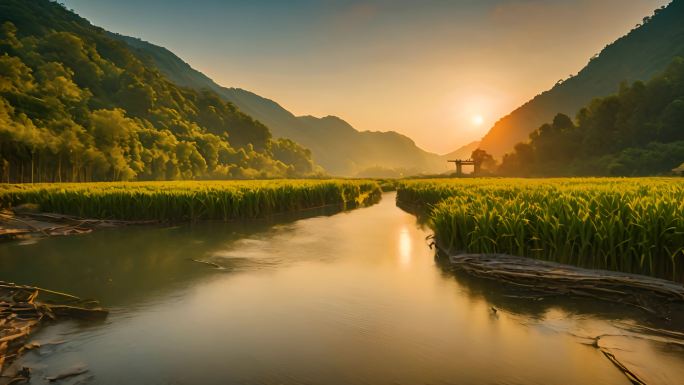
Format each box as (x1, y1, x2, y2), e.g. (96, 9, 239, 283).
(397, 178, 684, 282)
(0, 180, 381, 222)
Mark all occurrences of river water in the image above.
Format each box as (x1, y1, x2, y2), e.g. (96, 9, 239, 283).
(1, 193, 682, 384)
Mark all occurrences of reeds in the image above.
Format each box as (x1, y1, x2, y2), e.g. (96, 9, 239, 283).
(397, 178, 684, 281)
(0, 180, 381, 222)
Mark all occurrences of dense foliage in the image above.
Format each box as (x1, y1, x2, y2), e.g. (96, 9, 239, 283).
(397, 178, 684, 282)
(0, 0, 316, 183)
(499, 58, 684, 176)
(0, 180, 381, 221)
(479, 0, 684, 157)
(117, 35, 447, 177)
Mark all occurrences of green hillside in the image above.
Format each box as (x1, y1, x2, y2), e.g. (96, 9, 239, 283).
(499, 58, 684, 176)
(114, 35, 448, 176)
(0, 0, 315, 182)
(479, 0, 684, 157)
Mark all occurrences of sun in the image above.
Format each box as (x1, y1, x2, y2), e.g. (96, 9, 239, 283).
(471, 115, 484, 126)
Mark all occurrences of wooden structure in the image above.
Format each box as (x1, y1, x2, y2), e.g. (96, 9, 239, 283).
(447, 159, 481, 177)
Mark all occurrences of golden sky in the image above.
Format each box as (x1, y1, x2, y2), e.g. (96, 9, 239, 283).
(65, 0, 670, 153)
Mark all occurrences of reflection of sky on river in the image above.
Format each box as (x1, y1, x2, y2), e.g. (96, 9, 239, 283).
(3, 193, 680, 384)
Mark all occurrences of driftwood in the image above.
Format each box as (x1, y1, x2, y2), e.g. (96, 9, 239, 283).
(569, 327, 684, 385)
(599, 346, 647, 385)
(0, 281, 107, 384)
(0, 209, 157, 241)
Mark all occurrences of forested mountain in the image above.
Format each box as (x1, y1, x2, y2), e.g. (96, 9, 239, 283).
(479, 0, 684, 158)
(114, 35, 448, 176)
(0, 0, 316, 183)
(499, 58, 684, 176)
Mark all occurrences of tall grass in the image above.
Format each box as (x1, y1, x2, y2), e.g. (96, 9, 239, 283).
(397, 178, 684, 281)
(0, 180, 381, 221)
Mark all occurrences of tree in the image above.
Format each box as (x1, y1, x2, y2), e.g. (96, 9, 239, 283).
(0, 18, 317, 183)
(496, 57, 684, 177)
(470, 149, 496, 174)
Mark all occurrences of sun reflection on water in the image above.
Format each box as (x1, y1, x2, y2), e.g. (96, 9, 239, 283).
(399, 226, 412, 267)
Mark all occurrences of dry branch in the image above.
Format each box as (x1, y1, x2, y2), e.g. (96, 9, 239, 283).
(0, 283, 107, 383)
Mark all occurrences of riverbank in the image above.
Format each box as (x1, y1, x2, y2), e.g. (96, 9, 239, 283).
(0, 208, 157, 242)
(395, 177, 684, 385)
(430, 241, 684, 322)
(0, 180, 382, 222)
(431, 246, 684, 385)
(397, 178, 684, 283)
(2, 192, 653, 385)
(0, 180, 384, 381)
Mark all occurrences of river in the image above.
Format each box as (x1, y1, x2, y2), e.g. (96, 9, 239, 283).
(0, 193, 682, 384)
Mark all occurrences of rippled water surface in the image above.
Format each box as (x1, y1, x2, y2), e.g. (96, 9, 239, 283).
(1, 193, 681, 384)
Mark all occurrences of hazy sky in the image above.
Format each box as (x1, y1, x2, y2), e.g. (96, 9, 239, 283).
(63, 0, 669, 153)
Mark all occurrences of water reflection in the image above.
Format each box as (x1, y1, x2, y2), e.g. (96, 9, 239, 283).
(398, 226, 412, 267)
(1, 193, 679, 384)
(0, 205, 345, 306)
(434, 257, 684, 329)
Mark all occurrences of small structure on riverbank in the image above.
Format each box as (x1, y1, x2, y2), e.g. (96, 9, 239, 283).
(447, 159, 481, 177)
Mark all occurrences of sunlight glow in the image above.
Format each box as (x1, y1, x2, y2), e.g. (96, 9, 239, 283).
(399, 226, 412, 267)
(472, 115, 484, 126)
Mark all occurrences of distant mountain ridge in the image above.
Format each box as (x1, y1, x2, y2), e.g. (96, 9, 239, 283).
(115, 34, 449, 176)
(479, 0, 684, 157)
(442, 141, 481, 161)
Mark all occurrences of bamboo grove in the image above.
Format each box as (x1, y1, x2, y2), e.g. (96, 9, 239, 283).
(397, 178, 684, 282)
(0, 180, 381, 221)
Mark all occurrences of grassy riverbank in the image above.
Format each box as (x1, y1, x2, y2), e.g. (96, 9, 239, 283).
(397, 178, 684, 281)
(0, 180, 381, 221)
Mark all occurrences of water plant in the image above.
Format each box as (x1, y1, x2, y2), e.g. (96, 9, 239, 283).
(397, 178, 684, 281)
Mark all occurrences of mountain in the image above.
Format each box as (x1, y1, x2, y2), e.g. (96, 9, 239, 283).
(114, 35, 449, 176)
(294, 115, 448, 176)
(479, 0, 684, 158)
(113, 35, 303, 140)
(498, 58, 684, 176)
(0, 0, 315, 182)
(442, 141, 481, 161)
